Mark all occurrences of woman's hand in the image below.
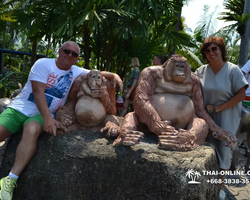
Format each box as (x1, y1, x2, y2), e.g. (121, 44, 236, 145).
(206, 104, 217, 113)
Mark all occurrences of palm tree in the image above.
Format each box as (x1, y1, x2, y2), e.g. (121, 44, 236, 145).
(219, 0, 246, 35)
(216, 29, 241, 64)
(0, 0, 195, 82)
(195, 5, 219, 44)
(239, 0, 250, 66)
(218, 0, 250, 66)
(176, 4, 220, 70)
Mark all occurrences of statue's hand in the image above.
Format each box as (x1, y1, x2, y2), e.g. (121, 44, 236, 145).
(153, 120, 177, 135)
(158, 129, 199, 151)
(91, 87, 108, 99)
(113, 130, 144, 146)
(56, 122, 67, 135)
(211, 129, 237, 147)
(101, 122, 120, 138)
(56, 106, 75, 127)
(91, 87, 110, 107)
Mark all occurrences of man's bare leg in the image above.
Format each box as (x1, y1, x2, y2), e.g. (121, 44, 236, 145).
(0, 125, 12, 142)
(11, 121, 43, 176)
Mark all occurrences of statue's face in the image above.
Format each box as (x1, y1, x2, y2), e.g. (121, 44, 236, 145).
(172, 62, 186, 83)
(88, 71, 102, 89)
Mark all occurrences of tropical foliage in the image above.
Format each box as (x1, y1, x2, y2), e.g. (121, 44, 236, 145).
(218, 0, 250, 66)
(0, 0, 249, 97)
(0, 0, 196, 96)
(180, 0, 250, 69)
(218, 0, 247, 35)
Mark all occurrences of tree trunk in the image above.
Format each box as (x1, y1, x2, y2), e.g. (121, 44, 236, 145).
(172, 0, 183, 55)
(83, 22, 90, 69)
(46, 36, 51, 57)
(21, 37, 29, 73)
(105, 40, 113, 71)
(31, 39, 38, 66)
(239, 0, 250, 67)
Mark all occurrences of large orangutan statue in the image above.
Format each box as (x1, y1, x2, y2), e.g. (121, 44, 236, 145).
(56, 70, 120, 137)
(113, 55, 237, 151)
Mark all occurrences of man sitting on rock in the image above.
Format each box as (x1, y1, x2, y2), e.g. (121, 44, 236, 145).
(0, 41, 122, 200)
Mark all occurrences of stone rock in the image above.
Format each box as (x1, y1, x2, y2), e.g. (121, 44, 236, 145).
(0, 130, 220, 200)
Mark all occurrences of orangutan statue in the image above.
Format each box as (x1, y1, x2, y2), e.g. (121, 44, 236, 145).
(56, 70, 120, 137)
(113, 55, 237, 151)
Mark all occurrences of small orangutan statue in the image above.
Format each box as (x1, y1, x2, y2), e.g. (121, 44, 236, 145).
(113, 55, 237, 151)
(56, 70, 120, 137)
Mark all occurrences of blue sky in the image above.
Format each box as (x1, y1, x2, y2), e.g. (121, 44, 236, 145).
(182, 0, 227, 32)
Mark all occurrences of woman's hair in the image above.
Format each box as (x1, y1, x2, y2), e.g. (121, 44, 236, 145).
(131, 57, 140, 67)
(200, 36, 228, 63)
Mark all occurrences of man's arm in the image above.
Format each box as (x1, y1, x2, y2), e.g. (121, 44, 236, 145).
(241, 59, 250, 74)
(101, 71, 123, 92)
(31, 81, 60, 136)
(54, 76, 83, 130)
(67, 76, 82, 106)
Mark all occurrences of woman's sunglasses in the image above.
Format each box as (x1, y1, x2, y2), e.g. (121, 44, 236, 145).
(62, 49, 79, 57)
(204, 46, 219, 54)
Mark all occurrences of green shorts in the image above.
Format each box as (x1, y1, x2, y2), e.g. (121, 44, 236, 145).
(0, 107, 44, 134)
(243, 100, 250, 107)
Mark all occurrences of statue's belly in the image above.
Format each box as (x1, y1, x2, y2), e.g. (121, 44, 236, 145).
(75, 96, 106, 126)
(152, 93, 194, 129)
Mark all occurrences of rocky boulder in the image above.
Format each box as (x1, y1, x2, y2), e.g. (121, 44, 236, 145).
(0, 130, 220, 200)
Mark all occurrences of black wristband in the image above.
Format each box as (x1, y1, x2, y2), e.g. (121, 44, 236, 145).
(213, 105, 216, 113)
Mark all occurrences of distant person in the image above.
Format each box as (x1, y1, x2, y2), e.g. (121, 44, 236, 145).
(153, 55, 164, 65)
(120, 57, 140, 117)
(241, 59, 250, 106)
(116, 95, 124, 116)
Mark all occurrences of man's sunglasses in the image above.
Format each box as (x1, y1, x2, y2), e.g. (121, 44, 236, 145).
(62, 49, 79, 57)
(204, 46, 219, 54)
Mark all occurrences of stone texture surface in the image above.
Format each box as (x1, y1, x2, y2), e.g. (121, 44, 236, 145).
(224, 147, 250, 200)
(0, 130, 220, 200)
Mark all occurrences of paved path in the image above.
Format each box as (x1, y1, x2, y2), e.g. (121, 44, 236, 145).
(224, 147, 250, 200)
(0, 141, 249, 199)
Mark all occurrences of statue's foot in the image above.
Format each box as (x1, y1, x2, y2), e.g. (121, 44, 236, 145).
(64, 124, 81, 134)
(56, 129, 65, 135)
(101, 123, 120, 138)
(158, 131, 198, 151)
(113, 130, 144, 146)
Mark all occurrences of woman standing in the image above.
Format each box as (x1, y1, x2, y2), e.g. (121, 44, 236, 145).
(121, 57, 140, 117)
(195, 36, 248, 200)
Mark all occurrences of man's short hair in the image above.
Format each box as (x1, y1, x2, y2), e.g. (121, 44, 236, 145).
(155, 55, 164, 64)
